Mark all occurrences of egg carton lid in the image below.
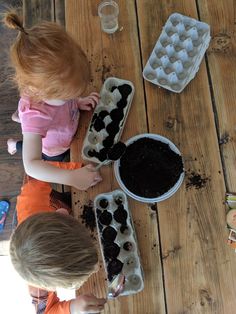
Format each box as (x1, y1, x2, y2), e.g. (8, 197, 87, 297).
(143, 12, 211, 93)
(226, 193, 236, 209)
(81, 77, 135, 165)
(94, 189, 144, 297)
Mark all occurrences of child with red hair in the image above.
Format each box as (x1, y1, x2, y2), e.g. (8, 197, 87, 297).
(4, 11, 102, 190)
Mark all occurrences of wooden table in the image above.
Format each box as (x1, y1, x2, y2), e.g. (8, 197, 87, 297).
(66, 1, 236, 313)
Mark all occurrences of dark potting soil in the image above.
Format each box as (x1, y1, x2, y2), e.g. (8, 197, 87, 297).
(117, 204, 124, 210)
(87, 149, 97, 158)
(118, 84, 132, 98)
(97, 147, 109, 161)
(104, 242, 120, 259)
(110, 108, 124, 122)
(102, 226, 117, 242)
(99, 110, 109, 120)
(88, 142, 125, 162)
(99, 198, 109, 209)
(93, 117, 105, 132)
(99, 210, 112, 226)
(102, 136, 114, 148)
(120, 224, 129, 235)
(186, 171, 209, 189)
(106, 122, 120, 137)
(90, 113, 98, 131)
(114, 205, 127, 224)
(107, 258, 123, 281)
(88, 147, 108, 161)
(119, 138, 183, 198)
(116, 98, 127, 109)
(114, 196, 123, 205)
(80, 204, 96, 232)
(96, 208, 102, 216)
(107, 142, 126, 161)
(98, 222, 103, 232)
(110, 85, 117, 92)
(123, 241, 133, 251)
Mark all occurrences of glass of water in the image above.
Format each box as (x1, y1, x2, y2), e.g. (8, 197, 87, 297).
(98, 1, 119, 34)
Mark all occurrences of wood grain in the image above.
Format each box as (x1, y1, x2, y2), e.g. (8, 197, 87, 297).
(137, 0, 236, 313)
(197, 0, 236, 192)
(0, 0, 65, 252)
(66, 0, 165, 313)
(0, 0, 24, 253)
(55, 0, 65, 25)
(23, 0, 54, 27)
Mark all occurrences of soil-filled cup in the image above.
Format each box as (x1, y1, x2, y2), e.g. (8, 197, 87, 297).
(114, 133, 184, 203)
(98, 1, 119, 34)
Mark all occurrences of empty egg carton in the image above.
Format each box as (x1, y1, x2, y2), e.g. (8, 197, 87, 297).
(82, 77, 134, 164)
(94, 189, 144, 297)
(143, 13, 211, 93)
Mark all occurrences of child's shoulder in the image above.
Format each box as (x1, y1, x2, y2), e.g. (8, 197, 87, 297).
(19, 93, 43, 102)
(19, 95, 31, 106)
(19, 95, 44, 111)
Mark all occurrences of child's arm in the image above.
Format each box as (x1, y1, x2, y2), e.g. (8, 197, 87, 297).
(22, 133, 102, 190)
(29, 287, 106, 314)
(43, 291, 106, 314)
(70, 294, 107, 314)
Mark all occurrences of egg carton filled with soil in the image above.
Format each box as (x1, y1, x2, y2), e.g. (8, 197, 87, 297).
(143, 13, 210, 93)
(82, 77, 134, 164)
(94, 189, 144, 297)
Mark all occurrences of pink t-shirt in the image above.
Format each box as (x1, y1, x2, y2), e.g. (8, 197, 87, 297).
(18, 97, 80, 156)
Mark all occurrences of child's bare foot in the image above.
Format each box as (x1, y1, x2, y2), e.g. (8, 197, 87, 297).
(7, 139, 17, 155)
(11, 110, 20, 123)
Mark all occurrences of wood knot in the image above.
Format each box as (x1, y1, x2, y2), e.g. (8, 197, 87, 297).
(210, 33, 232, 53)
(199, 289, 213, 306)
(162, 245, 181, 259)
(165, 116, 178, 130)
(148, 203, 157, 212)
(219, 132, 231, 145)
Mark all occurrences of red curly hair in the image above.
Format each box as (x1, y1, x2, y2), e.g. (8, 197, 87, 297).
(3, 11, 90, 101)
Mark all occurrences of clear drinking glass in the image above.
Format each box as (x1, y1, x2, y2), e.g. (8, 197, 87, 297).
(98, 1, 119, 34)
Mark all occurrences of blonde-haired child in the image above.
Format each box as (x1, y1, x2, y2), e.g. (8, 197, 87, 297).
(4, 12, 102, 190)
(10, 161, 107, 313)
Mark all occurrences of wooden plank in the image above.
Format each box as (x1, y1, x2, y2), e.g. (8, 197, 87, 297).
(137, 0, 236, 313)
(0, 0, 22, 162)
(66, 0, 166, 313)
(197, 0, 236, 192)
(0, 161, 24, 196)
(55, 0, 65, 26)
(0, 195, 17, 255)
(0, 0, 25, 253)
(0, 160, 24, 255)
(23, 0, 54, 27)
(0, 0, 65, 249)
(23, 0, 65, 26)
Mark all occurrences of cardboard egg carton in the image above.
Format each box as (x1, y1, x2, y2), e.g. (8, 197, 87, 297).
(94, 190, 144, 297)
(225, 193, 236, 251)
(82, 77, 134, 164)
(143, 13, 211, 93)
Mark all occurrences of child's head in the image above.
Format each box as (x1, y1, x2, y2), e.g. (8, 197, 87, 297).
(3, 11, 90, 101)
(10, 212, 98, 290)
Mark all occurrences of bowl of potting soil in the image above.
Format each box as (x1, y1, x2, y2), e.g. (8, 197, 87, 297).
(114, 133, 184, 203)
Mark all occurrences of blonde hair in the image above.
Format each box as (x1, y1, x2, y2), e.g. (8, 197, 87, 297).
(3, 11, 90, 101)
(10, 212, 98, 290)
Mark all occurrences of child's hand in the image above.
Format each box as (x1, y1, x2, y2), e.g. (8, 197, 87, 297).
(71, 164, 102, 190)
(78, 92, 100, 111)
(70, 294, 107, 313)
